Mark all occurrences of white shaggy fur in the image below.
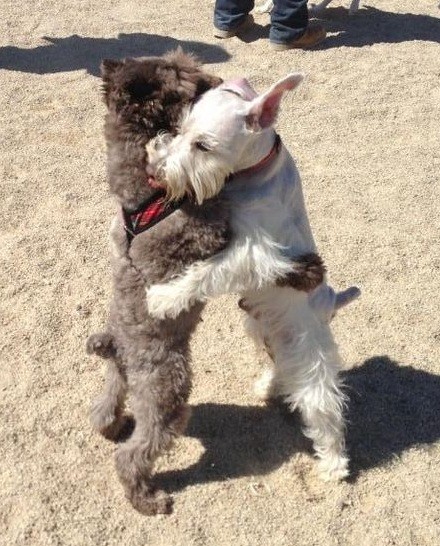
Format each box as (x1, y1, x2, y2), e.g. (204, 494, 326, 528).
(147, 74, 360, 480)
(244, 286, 350, 479)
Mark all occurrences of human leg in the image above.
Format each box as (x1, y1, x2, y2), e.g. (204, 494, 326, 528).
(270, 0, 326, 49)
(214, 0, 255, 36)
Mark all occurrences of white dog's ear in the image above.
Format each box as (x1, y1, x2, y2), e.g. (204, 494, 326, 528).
(245, 73, 304, 132)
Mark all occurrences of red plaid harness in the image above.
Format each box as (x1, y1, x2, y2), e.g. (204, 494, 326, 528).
(122, 188, 185, 245)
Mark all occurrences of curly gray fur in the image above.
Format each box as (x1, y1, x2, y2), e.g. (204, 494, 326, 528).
(87, 50, 230, 515)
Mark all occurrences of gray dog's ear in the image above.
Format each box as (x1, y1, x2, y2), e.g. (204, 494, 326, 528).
(100, 58, 123, 80)
(245, 73, 304, 132)
(100, 59, 125, 107)
(100, 59, 126, 107)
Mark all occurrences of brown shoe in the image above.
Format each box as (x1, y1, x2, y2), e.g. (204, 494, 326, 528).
(270, 24, 326, 50)
(214, 14, 254, 39)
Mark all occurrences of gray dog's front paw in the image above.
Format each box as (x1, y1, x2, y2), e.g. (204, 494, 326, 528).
(86, 332, 116, 359)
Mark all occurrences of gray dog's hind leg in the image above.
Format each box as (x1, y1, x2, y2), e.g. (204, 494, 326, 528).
(115, 352, 192, 515)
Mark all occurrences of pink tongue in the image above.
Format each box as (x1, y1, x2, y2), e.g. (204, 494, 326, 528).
(224, 78, 258, 101)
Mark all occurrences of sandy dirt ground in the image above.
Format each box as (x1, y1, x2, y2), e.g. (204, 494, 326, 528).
(1, 0, 440, 544)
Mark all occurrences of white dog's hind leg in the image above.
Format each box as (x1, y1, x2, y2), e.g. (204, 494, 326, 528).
(289, 370, 349, 481)
(243, 284, 359, 408)
(253, 289, 349, 480)
(243, 312, 276, 401)
(282, 331, 348, 479)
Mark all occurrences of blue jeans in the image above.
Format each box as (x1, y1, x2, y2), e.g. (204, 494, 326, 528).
(214, 0, 309, 43)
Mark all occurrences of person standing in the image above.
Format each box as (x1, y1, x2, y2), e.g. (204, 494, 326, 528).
(214, 0, 326, 50)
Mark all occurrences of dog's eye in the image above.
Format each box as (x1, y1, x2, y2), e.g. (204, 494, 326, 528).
(195, 141, 210, 152)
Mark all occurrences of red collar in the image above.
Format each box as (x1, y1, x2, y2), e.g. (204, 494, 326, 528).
(227, 134, 281, 181)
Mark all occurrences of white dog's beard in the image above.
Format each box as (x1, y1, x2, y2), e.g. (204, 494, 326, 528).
(161, 152, 232, 204)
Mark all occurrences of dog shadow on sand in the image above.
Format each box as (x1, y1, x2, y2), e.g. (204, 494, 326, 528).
(0, 33, 230, 76)
(242, 6, 440, 47)
(154, 356, 440, 493)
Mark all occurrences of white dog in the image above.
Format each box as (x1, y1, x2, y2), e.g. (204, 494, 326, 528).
(257, 0, 361, 16)
(146, 74, 360, 480)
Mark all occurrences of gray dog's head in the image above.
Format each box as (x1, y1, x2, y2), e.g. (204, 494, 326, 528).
(100, 49, 222, 209)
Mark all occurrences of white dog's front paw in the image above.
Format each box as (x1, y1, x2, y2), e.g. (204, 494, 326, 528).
(147, 283, 189, 320)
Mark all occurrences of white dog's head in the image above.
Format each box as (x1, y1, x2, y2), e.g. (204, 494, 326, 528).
(146, 73, 303, 204)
